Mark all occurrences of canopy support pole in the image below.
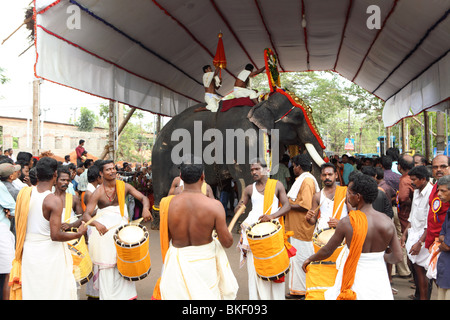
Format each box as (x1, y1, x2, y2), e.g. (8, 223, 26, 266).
(436, 111, 446, 155)
(100, 105, 136, 160)
(424, 111, 431, 161)
(32, 79, 41, 156)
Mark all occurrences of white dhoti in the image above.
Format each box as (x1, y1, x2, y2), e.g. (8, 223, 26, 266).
(22, 233, 77, 300)
(289, 238, 314, 295)
(405, 230, 430, 267)
(0, 223, 14, 274)
(246, 251, 285, 300)
(160, 238, 238, 300)
(325, 247, 393, 300)
(233, 87, 258, 100)
(204, 93, 222, 112)
(88, 205, 137, 300)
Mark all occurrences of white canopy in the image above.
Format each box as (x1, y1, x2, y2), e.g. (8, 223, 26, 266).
(35, 0, 450, 124)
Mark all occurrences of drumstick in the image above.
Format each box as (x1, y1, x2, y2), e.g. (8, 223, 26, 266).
(106, 223, 121, 233)
(63, 214, 82, 223)
(130, 217, 144, 225)
(227, 179, 246, 232)
(312, 195, 335, 214)
(84, 210, 106, 226)
(228, 204, 246, 232)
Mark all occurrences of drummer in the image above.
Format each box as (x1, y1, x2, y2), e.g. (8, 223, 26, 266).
(82, 160, 153, 300)
(304, 162, 350, 300)
(54, 166, 84, 231)
(302, 173, 403, 299)
(235, 159, 291, 300)
(157, 158, 238, 299)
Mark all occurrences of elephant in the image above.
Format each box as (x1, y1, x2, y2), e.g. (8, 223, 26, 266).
(150, 90, 326, 228)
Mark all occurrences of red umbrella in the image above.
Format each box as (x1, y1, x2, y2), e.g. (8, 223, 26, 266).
(213, 32, 226, 75)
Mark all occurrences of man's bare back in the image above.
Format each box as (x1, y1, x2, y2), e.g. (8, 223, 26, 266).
(168, 192, 232, 248)
(336, 206, 400, 254)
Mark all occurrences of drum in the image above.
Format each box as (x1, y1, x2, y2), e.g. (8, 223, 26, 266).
(312, 227, 344, 261)
(114, 224, 151, 281)
(66, 227, 93, 285)
(246, 220, 290, 281)
(306, 228, 345, 300)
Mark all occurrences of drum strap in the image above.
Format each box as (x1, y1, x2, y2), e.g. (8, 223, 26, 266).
(263, 179, 296, 259)
(64, 193, 73, 222)
(152, 195, 175, 300)
(9, 186, 33, 300)
(116, 180, 126, 217)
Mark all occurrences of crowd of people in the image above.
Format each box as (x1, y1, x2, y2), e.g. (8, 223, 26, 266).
(0, 145, 154, 300)
(0, 144, 449, 301)
(265, 148, 449, 300)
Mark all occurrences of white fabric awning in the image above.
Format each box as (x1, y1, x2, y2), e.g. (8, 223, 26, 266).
(34, 0, 450, 120)
(383, 51, 450, 127)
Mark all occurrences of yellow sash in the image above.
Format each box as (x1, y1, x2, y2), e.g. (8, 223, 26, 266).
(64, 193, 73, 222)
(151, 195, 175, 300)
(116, 180, 126, 217)
(263, 179, 295, 256)
(337, 210, 368, 300)
(9, 186, 33, 300)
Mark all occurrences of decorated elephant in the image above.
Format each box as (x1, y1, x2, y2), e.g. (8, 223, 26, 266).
(150, 89, 327, 228)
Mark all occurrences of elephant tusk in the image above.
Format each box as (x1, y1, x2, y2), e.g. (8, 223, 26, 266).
(305, 143, 325, 167)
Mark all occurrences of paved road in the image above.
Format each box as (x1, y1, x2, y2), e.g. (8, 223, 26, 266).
(79, 220, 437, 301)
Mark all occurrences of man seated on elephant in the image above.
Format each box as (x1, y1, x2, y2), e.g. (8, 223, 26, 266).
(233, 64, 265, 105)
(196, 65, 222, 112)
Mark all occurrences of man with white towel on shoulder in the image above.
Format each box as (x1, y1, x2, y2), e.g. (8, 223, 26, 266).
(233, 63, 265, 105)
(284, 154, 320, 299)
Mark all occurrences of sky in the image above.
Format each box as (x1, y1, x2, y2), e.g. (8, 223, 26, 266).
(0, 1, 162, 127)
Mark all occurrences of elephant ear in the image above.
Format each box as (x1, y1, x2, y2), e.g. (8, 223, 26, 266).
(247, 102, 275, 131)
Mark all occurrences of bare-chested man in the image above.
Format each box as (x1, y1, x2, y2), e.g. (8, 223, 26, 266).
(158, 161, 238, 299)
(82, 160, 152, 300)
(303, 173, 403, 300)
(195, 65, 222, 112)
(168, 174, 215, 198)
(233, 64, 265, 105)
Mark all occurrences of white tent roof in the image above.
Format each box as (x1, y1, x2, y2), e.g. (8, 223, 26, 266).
(35, 0, 450, 125)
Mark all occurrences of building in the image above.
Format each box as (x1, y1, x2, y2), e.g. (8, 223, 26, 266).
(0, 115, 108, 158)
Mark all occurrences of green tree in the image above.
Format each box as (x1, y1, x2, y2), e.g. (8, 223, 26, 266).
(0, 67, 8, 85)
(253, 71, 384, 154)
(76, 107, 97, 132)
